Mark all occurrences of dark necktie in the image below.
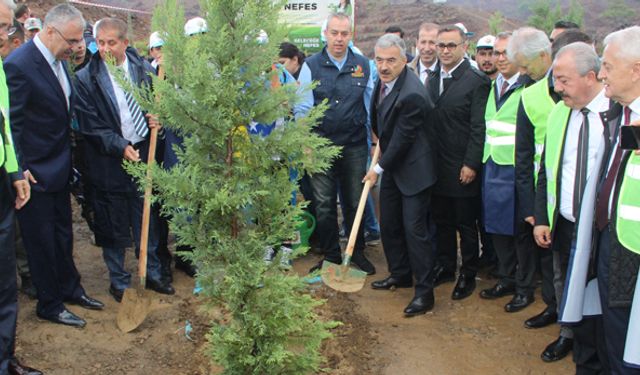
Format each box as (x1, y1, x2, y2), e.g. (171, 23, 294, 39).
(423, 69, 431, 87)
(573, 108, 590, 218)
(499, 80, 509, 100)
(595, 106, 631, 230)
(378, 83, 387, 106)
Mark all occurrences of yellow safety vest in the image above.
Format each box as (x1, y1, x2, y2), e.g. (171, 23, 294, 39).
(617, 152, 640, 254)
(542, 102, 571, 231)
(483, 82, 523, 166)
(521, 76, 556, 181)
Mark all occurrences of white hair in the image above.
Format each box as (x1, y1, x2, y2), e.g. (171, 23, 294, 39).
(43, 3, 84, 29)
(555, 42, 600, 76)
(375, 33, 406, 57)
(507, 27, 551, 62)
(0, 0, 16, 11)
(603, 26, 640, 63)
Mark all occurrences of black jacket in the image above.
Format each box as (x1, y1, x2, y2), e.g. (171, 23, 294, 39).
(74, 47, 157, 192)
(427, 58, 490, 197)
(371, 67, 436, 196)
(515, 74, 559, 220)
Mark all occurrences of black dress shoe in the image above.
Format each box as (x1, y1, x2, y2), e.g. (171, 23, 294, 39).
(19, 276, 37, 300)
(109, 284, 124, 303)
(37, 309, 86, 328)
(351, 252, 376, 275)
(9, 359, 43, 375)
(479, 282, 515, 299)
(371, 276, 413, 290)
(541, 336, 573, 362)
(175, 258, 197, 278)
(432, 266, 456, 287)
(505, 293, 534, 312)
(68, 294, 104, 310)
(451, 274, 476, 300)
(404, 292, 435, 317)
(525, 307, 558, 329)
(146, 278, 176, 295)
(308, 258, 340, 274)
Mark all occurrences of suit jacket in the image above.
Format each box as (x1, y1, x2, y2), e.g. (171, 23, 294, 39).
(74, 47, 157, 192)
(427, 58, 490, 197)
(5, 40, 75, 192)
(371, 67, 435, 196)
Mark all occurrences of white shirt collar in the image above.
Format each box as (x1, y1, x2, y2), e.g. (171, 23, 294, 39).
(628, 96, 640, 116)
(584, 88, 608, 114)
(384, 77, 398, 92)
(440, 58, 464, 77)
(106, 55, 131, 81)
(420, 59, 437, 74)
(33, 34, 56, 67)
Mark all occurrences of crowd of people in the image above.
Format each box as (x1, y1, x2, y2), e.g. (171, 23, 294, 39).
(0, 1, 638, 374)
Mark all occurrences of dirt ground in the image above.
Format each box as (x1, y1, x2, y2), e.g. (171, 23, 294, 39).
(14, 204, 574, 374)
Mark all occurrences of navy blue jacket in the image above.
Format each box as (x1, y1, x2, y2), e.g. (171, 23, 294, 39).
(5, 40, 75, 192)
(305, 48, 370, 146)
(74, 47, 156, 192)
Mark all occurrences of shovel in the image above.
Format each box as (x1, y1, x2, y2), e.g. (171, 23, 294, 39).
(322, 144, 380, 293)
(117, 67, 164, 333)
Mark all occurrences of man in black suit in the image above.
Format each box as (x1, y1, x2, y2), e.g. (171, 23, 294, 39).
(365, 33, 436, 316)
(428, 25, 490, 300)
(6, 3, 103, 329)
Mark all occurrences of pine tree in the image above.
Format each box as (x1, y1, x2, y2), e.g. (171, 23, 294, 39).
(127, 0, 341, 373)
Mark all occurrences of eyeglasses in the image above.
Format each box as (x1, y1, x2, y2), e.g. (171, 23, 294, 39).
(51, 26, 83, 47)
(436, 42, 463, 51)
(0, 23, 16, 36)
(492, 50, 508, 58)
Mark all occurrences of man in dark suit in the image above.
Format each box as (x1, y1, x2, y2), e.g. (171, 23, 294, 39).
(6, 3, 103, 329)
(365, 33, 436, 316)
(428, 25, 490, 300)
(0, 1, 41, 373)
(74, 18, 174, 302)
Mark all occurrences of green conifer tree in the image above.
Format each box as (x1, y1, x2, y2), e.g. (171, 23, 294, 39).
(127, 0, 341, 373)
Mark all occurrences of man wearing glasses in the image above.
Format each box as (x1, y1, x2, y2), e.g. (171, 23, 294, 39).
(5, 3, 103, 330)
(427, 24, 490, 301)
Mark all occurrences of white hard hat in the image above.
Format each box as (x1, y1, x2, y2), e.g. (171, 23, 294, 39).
(184, 17, 208, 36)
(149, 31, 164, 49)
(454, 22, 474, 37)
(24, 17, 42, 31)
(477, 35, 496, 49)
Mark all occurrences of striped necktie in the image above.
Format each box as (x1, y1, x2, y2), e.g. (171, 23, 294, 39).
(124, 89, 149, 138)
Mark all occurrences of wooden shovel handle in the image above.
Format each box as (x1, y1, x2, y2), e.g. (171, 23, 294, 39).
(138, 66, 165, 286)
(344, 144, 381, 259)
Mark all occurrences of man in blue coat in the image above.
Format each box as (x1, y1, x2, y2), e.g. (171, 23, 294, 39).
(6, 3, 103, 329)
(74, 18, 174, 303)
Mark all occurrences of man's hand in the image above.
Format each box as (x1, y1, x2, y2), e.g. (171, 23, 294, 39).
(146, 114, 162, 130)
(524, 216, 535, 226)
(23, 170, 37, 184)
(459, 165, 476, 185)
(534, 225, 552, 248)
(362, 169, 378, 186)
(13, 179, 30, 209)
(123, 145, 141, 162)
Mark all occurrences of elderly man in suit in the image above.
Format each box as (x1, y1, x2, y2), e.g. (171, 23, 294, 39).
(0, 1, 42, 373)
(5, 3, 103, 329)
(428, 25, 490, 300)
(74, 17, 174, 302)
(365, 33, 436, 316)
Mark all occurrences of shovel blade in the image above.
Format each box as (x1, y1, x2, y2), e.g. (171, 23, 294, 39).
(117, 287, 151, 333)
(320, 261, 367, 293)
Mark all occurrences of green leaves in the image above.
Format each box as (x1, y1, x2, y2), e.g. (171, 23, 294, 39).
(135, 0, 341, 373)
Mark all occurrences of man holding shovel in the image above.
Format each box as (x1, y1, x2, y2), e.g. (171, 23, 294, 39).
(364, 33, 437, 316)
(74, 18, 173, 303)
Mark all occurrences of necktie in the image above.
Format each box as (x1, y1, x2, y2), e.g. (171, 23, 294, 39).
(423, 69, 431, 87)
(499, 80, 509, 99)
(378, 83, 387, 106)
(595, 106, 631, 230)
(54, 60, 69, 108)
(573, 108, 590, 218)
(124, 89, 149, 138)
